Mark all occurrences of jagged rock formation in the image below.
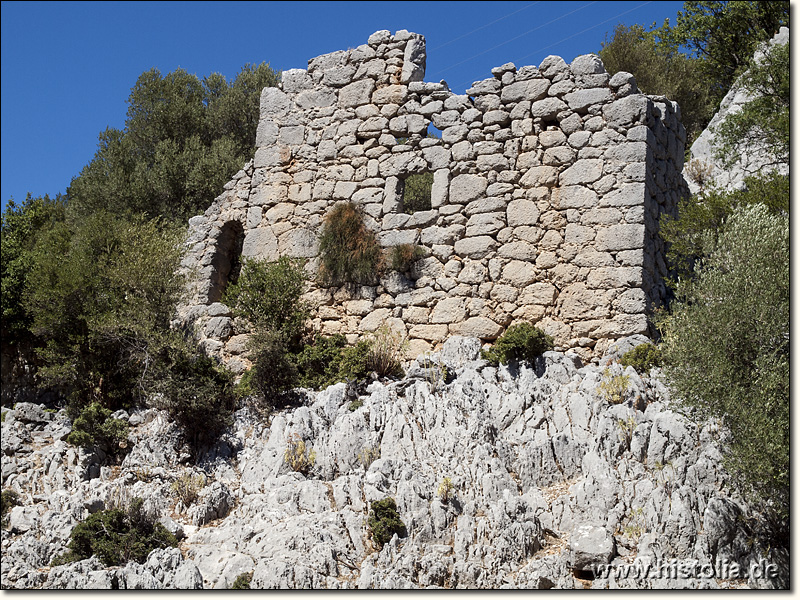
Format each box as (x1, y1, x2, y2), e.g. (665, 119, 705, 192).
(178, 29, 688, 367)
(683, 27, 789, 194)
(2, 337, 786, 589)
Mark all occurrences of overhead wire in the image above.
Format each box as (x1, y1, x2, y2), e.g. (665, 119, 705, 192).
(429, 1, 540, 52)
(511, 0, 654, 64)
(429, 1, 598, 82)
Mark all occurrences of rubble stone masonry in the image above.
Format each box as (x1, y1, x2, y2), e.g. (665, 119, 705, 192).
(178, 30, 688, 369)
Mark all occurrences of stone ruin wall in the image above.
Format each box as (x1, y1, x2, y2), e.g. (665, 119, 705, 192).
(178, 29, 688, 370)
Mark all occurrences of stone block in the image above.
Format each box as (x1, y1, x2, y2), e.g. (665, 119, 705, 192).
(450, 316, 503, 339)
(595, 224, 645, 252)
(454, 236, 495, 259)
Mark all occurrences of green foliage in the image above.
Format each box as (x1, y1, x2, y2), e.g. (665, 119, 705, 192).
(231, 572, 253, 589)
(598, 23, 713, 141)
(23, 211, 186, 416)
(713, 40, 788, 169)
(402, 172, 433, 214)
(293, 334, 349, 390)
(224, 256, 309, 345)
(659, 203, 788, 527)
(68, 64, 279, 223)
(148, 344, 237, 449)
(620, 344, 663, 375)
(387, 244, 425, 272)
(661, 172, 788, 278)
(318, 203, 383, 286)
(1, 489, 21, 527)
(66, 402, 130, 458)
(1, 194, 67, 346)
(247, 329, 300, 410)
(658, 1, 788, 109)
(481, 323, 554, 365)
(348, 399, 364, 412)
(53, 497, 178, 567)
(368, 497, 407, 548)
(597, 369, 631, 405)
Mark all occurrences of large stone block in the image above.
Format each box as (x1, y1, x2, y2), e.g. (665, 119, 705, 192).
(595, 224, 645, 252)
(430, 297, 468, 324)
(450, 174, 488, 204)
(450, 316, 503, 339)
(241, 227, 278, 261)
(454, 236, 495, 259)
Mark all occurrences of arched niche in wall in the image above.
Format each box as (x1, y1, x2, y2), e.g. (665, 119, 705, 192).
(207, 220, 244, 303)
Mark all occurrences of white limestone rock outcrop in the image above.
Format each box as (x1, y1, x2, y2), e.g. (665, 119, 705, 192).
(1, 337, 786, 589)
(684, 27, 789, 194)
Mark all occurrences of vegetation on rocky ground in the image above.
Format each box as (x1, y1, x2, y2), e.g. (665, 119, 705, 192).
(52, 497, 178, 567)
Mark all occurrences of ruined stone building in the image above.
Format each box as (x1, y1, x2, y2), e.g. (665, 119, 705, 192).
(178, 29, 688, 369)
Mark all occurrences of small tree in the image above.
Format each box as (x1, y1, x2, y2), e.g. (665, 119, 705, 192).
(368, 497, 407, 548)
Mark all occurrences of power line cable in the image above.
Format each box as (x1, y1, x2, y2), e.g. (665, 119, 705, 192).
(429, 1, 540, 51)
(429, 1, 597, 80)
(513, 1, 654, 63)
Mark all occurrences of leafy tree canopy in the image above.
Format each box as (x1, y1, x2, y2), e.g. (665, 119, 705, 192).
(658, 1, 788, 108)
(1, 194, 66, 346)
(67, 63, 279, 223)
(659, 203, 789, 531)
(598, 23, 713, 141)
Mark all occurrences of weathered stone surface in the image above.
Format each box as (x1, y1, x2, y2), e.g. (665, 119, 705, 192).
(569, 525, 616, 570)
(450, 316, 503, 339)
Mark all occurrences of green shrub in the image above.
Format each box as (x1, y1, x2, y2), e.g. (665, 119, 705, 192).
(348, 399, 363, 412)
(66, 402, 130, 459)
(224, 256, 309, 345)
(148, 344, 236, 450)
(481, 323, 554, 365)
(318, 203, 383, 286)
(660, 172, 788, 279)
(23, 211, 186, 418)
(368, 497, 407, 548)
(620, 343, 663, 374)
(53, 497, 177, 567)
(337, 340, 373, 382)
(1, 489, 21, 527)
(660, 203, 788, 531)
(402, 172, 433, 214)
(1, 193, 66, 347)
(249, 330, 300, 410)
(387, 244, 425, 272)
(293, 334, 349, 390)
(231, 572, 253, 589)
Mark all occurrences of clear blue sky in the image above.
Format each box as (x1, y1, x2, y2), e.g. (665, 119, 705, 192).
(1, 1, 688, 211)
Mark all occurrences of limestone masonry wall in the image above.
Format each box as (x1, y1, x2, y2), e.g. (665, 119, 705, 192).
(178, 29, 688, 369)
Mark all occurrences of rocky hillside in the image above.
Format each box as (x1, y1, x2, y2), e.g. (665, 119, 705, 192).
(1, 336, 786, 589)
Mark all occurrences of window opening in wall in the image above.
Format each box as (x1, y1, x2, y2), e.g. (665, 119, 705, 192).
(426, 123, 443, 138)
(540, 117, 559, 131)
(208, 220, 244, 303)
(400, 172, 433, 214)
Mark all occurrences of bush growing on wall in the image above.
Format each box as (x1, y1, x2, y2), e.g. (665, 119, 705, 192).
(317, 202, 382, 286)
